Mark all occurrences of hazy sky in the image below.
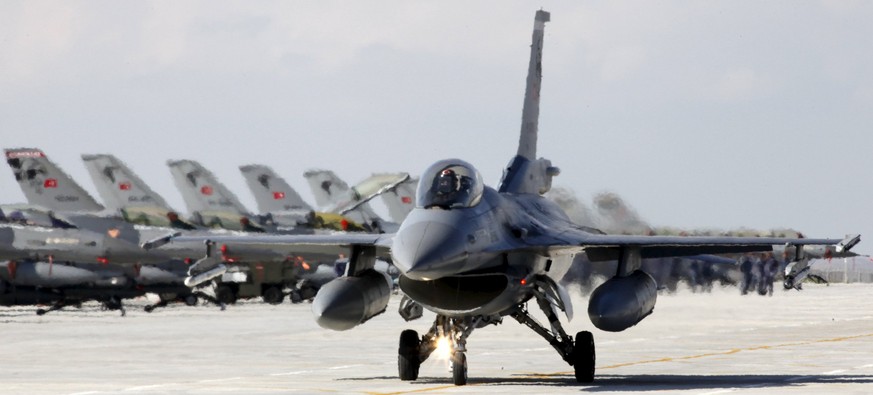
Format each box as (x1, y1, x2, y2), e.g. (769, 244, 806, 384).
(2, 1, 871, 254)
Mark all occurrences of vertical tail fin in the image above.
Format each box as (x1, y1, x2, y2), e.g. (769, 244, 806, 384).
(498, 10, 559, 195)
(4, 148, 104, 212)
(516, 9, 550, 160)
(331, 172, 410, 219)
(303, 169, 351, 208)
(166, 159, 250, 216)
(81, 154, 174, 213)
(239, 164, 313, 214)
(380, 176, 417, 223)
(302, 169, 385, 226)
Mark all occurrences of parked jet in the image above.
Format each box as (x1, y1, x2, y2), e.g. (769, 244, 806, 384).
(83, 154, 354, 304)
(166, 159, 260, 231)
(3, 150, 215, 312)
(5, 149, 105, 213)
(0, 219, 191, 315)
(148, 10, 859, 385)
(81, 153, 194, 229)
(245, 165, 409, 232)
(238, 164, 366, 231)
(302, 169, 413, 232)
(381, 176, 417, 223)
(239, 163, 315, 227)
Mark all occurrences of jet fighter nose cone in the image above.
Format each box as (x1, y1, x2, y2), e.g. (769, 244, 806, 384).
(392, 220, 468, 281)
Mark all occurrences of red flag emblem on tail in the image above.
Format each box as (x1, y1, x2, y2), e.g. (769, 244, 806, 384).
(273, 191, 286, 200)
(401, 196, 412, 204)
(44, 179, 58, 188)
(201, 186, 213, 195)
(119, 182, 132, 191)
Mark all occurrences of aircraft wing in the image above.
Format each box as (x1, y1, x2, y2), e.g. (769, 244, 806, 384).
(148, 232, 395, 257)
(532, 230, 858, 262)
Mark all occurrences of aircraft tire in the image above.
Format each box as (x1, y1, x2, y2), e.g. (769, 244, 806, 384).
(398, 329, 421, 381)
(184, 294, 198, 306)
(262, 286, 284, 305)
(573, 331, 595, 383)
(451, 351, 467, 386)
(215, 284, 238, 305)
(289, 290, 303, 304)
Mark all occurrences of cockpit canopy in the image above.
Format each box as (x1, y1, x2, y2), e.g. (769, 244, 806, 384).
(416, 159, 484, 209)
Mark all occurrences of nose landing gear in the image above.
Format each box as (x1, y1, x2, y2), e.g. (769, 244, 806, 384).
(398, 315, 484, 385)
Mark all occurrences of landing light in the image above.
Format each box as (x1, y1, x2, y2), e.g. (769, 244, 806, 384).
(435, 336, 452, 361)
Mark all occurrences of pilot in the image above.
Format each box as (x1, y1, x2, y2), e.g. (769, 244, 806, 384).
(436, 169, 460, 196)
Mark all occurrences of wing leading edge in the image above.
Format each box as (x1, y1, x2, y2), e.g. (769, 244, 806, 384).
(146, 233, 394, 257)
(528, 229, 858, 262)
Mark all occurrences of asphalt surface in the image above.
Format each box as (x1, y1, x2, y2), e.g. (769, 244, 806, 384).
(1, 283, 871, 394)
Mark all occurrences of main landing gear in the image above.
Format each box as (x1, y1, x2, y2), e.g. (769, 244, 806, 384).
(397, 288, 596, 385)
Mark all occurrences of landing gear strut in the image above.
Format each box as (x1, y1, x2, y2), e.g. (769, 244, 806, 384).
(398, 315, 484, 385)
(396, 286, 596, 385)
(511, 288, 595, 383)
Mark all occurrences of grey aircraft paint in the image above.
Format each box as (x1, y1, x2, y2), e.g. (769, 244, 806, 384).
(82, 153, 174, 213)
(380, 176, 417, 223)
(239, 164, 314, 214)
(158, 10, 859, 386)
(167, 159, 251, 217)
(302, 169, 405, 229)
(167, 159, 254, 230)
(4, 148, 105, 213)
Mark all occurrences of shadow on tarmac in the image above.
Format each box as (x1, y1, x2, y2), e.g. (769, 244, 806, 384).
(341, 373, 873, 391)
(583, 374, 873, 392)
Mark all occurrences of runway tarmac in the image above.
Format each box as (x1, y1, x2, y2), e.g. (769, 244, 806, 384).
(1, 283, 871, 394)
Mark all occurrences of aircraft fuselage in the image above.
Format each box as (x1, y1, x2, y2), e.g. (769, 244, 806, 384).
(392, 187, 576, 317)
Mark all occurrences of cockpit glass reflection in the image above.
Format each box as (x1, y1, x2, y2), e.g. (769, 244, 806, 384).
(416, 159, 484, 209)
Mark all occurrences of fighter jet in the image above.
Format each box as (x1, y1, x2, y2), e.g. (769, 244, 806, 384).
(148, 10, 859, 385)
(3, 150, 217, 312)
(243, 164, 410, 232)
(6, 148, 105, 213)
(166, 159, 262, 231)
(380, 176, 417, 223)
(239, 163, 315, 226)
(0, 216, 188, 315)
(302, 169, 409, 231)
(238, 164, 363, 230)
(83, 154, 352, 304)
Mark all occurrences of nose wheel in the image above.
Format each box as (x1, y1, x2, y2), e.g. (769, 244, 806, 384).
(397, 315, 482, 386)
(451, 351, 467, 385)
